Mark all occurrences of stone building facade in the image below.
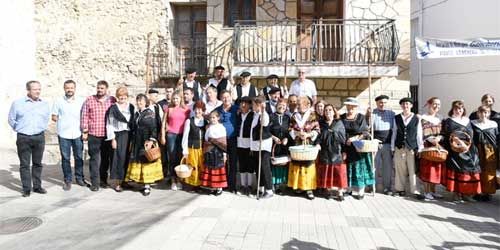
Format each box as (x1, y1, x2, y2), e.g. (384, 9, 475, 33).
(1, 0, 409, 158)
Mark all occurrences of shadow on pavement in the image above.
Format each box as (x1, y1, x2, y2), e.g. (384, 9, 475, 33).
(281, 238, 334, 250)
(430, 241, 500, 249)
(419, 214, 500, 235)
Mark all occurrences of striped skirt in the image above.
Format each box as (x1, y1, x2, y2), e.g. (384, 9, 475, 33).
(200, 165, 228, 188)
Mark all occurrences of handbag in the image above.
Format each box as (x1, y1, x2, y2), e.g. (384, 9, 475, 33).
(144, 141, 161, 162)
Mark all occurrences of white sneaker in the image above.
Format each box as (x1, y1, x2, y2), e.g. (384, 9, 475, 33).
(431, 192, 443, 199)
(424, 193, 434, 201)
(171, 181, 178, 191)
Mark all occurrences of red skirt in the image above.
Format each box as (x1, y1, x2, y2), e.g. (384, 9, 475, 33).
(419, 158, 443, 184)
(316, 163, 347, 189)
(200, 165, 228, 188)
(443, 167, 481, 195)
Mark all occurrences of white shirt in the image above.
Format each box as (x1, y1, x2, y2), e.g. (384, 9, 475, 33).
(204, 99, 222, 115)
(250, 111, 272, 152)
(106, 103, 132, 141)
(52, 95, 85, 139)
(391, 112, 424, 152)
(237, 112, 252, 149)
(181, 117, 205, 155)
(289, 79, 317, 98)
(231, 83, 256, 101)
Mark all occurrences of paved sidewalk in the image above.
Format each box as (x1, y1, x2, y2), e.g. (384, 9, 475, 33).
(0, 146, 499, 250)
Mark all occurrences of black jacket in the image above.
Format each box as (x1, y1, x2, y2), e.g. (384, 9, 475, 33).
(316, 119, 346, 165)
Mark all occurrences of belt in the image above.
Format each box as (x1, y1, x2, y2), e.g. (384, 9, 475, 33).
(18, 132, 44, 137)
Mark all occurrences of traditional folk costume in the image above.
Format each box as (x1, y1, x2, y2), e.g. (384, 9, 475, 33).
(181, 117, 206, 187)
(200, 123, 228, 191)
(391, 112, 423, 195)
(250, 111, 274, 197)
(269, 112, 291, 188)
(288, 109, 320, 193)
(105, 103, 134, 189)
(237, 110, 255, 194)
(125, 107, 164, 195)
(442, 117, 481, 196)
(471, 119, 499, 196)
(419, 114, 444, 185)
(341, 113, 374, 197)
(315, 119, 347, 199)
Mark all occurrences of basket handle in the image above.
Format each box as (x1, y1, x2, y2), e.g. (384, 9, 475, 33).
(179, 156, 187, 165)
(272, 143, 276, 158)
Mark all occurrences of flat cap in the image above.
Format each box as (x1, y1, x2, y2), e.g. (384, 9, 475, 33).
(399, 97, 414, 105)
(375, 95, 389, 101)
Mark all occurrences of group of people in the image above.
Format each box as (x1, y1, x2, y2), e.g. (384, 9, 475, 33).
(8, 66, 499, 202)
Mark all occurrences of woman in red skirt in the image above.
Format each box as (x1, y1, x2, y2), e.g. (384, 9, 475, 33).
(419, 97, 445, 200)
(315, 104, 347, 201)
(442, 100, 481, 202)
(200, 111, 228, 195)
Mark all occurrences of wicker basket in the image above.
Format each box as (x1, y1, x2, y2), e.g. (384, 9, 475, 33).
(420, 146, 448, 162)
(450, 131, 471, 153)
(289, 143, 320, 161)
(175, 157, 193, 178)
(352, 140, 379, 153)
(271, 144, 290, 166)
(144, 141, 161, 162)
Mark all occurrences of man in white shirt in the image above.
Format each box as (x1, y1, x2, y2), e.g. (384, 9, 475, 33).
(183, 68, 202, 102)
(206, 65, 232, 100)
(289, 69, 317, 104)
(232, 71, 258, 103)
(51, 80, 86, 190)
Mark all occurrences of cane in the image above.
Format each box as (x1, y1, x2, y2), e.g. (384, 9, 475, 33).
(256, 110, 264, 200)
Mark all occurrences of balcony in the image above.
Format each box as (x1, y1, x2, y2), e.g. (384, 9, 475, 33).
(232, 19, 400, 78)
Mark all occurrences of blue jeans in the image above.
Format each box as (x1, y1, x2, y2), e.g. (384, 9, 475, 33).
(58, 136, 84, 183)
(167, 133, 182, 178)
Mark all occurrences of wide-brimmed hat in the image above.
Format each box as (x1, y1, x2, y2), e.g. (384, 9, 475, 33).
(343, 97, 359, 106)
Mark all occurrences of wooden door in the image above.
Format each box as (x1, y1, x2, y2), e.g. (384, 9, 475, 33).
(297, 0, 343, 62)
(174, 5, 207, 74)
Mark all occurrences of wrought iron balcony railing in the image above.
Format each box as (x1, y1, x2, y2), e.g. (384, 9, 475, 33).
(232, 19, 399, 65)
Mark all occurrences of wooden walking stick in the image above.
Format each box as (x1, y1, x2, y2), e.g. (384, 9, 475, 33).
(367, 31, 376, 197)
(283, 46, 289, 95)
(145, 32, 153, 94)
(256, 109, 264, 200)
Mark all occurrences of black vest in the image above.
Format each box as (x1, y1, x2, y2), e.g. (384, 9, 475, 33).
(395, 114, 419, 150)
(239, 112, 254, 138)
(235, 84, 257, 104)
(270, 113, 290, 139)
(187, 117, 205, 149)
(184, 81, 200, 102)
(216, 78, 229, 100)
(252, 113, 272, 141)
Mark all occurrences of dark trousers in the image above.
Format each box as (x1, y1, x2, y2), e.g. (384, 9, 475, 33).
(110, 131, 129, 181)
(252, 150, 273, 190)
(88, 135, 112, 186)
(227, 137, 238, 191)
(16, 133, 45, 192)
(237, 147, 255, 173)
(167, 133, 183, 179)
(58, 136, 84, 183)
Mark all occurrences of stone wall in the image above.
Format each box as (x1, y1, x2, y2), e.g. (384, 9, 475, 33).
(34, 0, 169, 99)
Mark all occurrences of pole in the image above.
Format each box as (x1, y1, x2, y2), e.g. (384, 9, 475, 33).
(145, 32, 152, 94)
(283, 46, 289, 93)
(256, 110, 264, 200)
(368, 31, 376, 197)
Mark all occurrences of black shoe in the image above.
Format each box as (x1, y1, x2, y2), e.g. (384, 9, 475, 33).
(337, 194, 344, 202)
(354, 195, 364, 200)
(142, 188, 151, 196)
(33, 187, 47, 194)
(62, 181, 71, 191)
(90, 186, 99, 192)
(99, 182, 109, 189)
(22, 191, 30, 197)
(214, 189, 223, 196)
(306, 191, 315, 200)
(76, 179, 90, 187)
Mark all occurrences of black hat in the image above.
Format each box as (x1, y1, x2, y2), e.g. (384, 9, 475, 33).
(266, 74, 279, 80)
(268, 87, 281, 95)
(375, 95, 389, 101)
(240, 71, 251, 77)
(240, 96, 253, 104)
(399, 97, 414, 105)
(214, 65, 225, 70)
(185, 67, 197, 74)
(148, 89, 159, 94)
